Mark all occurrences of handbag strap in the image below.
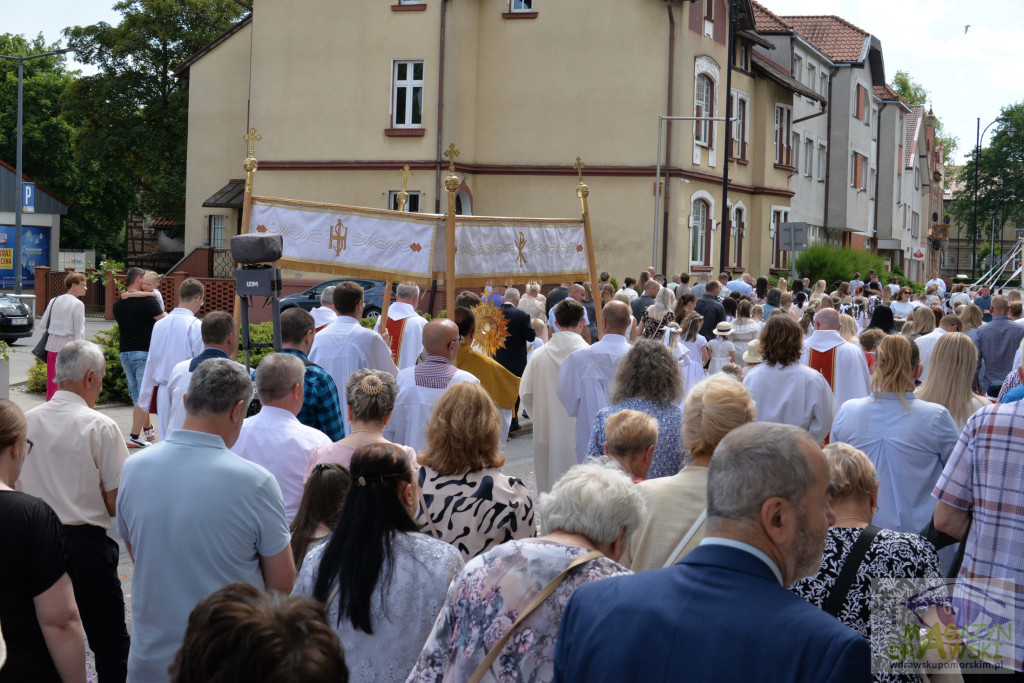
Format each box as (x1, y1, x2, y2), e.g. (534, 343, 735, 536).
(467, 549, 603, 683)
(822, 525, 880, 617)
(663, 509, 707, 569)
(416, 486, 440, 539)
(39, 296, 56, 332)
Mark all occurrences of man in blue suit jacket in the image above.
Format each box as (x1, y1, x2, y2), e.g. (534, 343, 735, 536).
(554, 422, 872, 683)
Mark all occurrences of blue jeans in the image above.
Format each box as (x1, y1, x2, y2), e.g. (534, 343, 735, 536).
(120, 351, 148, 404)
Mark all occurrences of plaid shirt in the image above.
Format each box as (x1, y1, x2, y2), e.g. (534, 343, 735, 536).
(280, 348, 345, 442)
(933, 400, 1024, 671)
(414, 355, 458, 389)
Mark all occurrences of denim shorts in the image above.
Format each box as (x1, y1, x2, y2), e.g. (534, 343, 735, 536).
(120, 351, 148, 404)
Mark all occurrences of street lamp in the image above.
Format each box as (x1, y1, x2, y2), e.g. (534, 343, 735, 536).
(972, 115, 1016, 280)
(0, 47, 73, 294)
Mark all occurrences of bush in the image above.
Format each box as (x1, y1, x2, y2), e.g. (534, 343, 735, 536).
(240, 322, 276, 370)
(795, 245, 887, 289)
(27, 326, 130, 404)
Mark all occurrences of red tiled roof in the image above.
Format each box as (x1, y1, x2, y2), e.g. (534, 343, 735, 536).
(780, 15, 869, 62)
(752, 1, 791, 32)
(904, 105, 924, 169)
(873, 84, 905, 103)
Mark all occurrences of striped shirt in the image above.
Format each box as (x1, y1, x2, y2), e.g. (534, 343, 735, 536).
(414, 355, 458, 389)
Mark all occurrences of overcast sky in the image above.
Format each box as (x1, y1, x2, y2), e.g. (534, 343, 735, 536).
(5, 0, 1023, 165)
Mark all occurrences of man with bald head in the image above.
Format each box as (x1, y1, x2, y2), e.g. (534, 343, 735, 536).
(384, 318, 479, 451)
(800, 307, 870, 410)
(975, 294, 1024, 397)
(548, 283, 592, 343)
(554, 423, 870, 681)
(557, 301, 634, 461)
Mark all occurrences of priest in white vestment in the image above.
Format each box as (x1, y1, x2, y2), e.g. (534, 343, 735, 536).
(384, 319, 479, 452)
(743, 314, 835, 444)
(799, 308, 871, 409)
(310, 281, 398, 434)
(520, 299, 590, 493)
(137, 279, 205, 440)
(374, 283, 428, 370)
(557, 300, 633, 462)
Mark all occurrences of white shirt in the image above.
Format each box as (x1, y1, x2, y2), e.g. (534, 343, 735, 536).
(556, 333, 632, 462)
(310, 306, 337, 329)
(800, 329, 871, 407)
(743, 362, 836, 444)
(43, 292, 85, 340)
(138, 308, 203, 438)
(373, 301, 428, 370)
(915, 327, 947, 383)
(520, 331, 590, 493)
(233, 406, 331, 524)
(163, 358, 193, 440)
(619, 287, 638, 302)
(926, 278, 947, 296)
(383, 365, 479, 452)
(310, 316, 398, 434)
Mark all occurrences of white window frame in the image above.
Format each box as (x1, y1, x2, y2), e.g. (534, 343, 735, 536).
(388, 190, 422, 212)
(774, 104, 792, 165)
(804, 138, 814, 177)
(771, 206, 791, 269)
(391, 60, 424, 128)
(817, 141, 827, 181)
(850, 148, 868, 191)
(793, 53, 803, 81)
(807, 63, 816, 91)
(695, 74, 713, 147)
(690, 190, 716, 267)
(510, 0, 533, 11)
(730, 90, 749, 160)
(820, 72, 828, 97)
(792, 132, 800, 171)
(209, 215, 225, 249)
(691, 198, 708, 266)
(871, 106, 879, 141)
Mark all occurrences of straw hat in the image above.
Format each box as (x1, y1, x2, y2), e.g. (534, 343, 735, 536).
(713, 321, 733, 337)
(742, 339, 763, 364)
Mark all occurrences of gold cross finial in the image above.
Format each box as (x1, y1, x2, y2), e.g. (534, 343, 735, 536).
(573, 156, 586, 184)
(400, 164, 413, 191)
(444, 143, 460, 174)
(243, 128, 262, 157)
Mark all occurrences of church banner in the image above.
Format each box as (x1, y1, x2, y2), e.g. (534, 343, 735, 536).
(247, 197, 437, 282)
(442, 219, 589, 286)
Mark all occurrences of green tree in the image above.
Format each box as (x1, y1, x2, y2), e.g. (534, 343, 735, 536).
(890, 69, 959, 167)
(946, 103, 1024, 245)
(62, 0, 248, 224)
(0, 33, 133, 257)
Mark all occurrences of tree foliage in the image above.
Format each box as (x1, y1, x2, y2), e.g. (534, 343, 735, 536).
(62, 0, 247, 224)
(890, 69, 959, 167)
(946, 102, 1024, 244)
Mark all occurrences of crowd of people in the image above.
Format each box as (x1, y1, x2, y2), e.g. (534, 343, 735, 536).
(3, 263, 1024, 682)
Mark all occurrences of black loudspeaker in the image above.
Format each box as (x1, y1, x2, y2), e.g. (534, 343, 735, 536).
(230, 233, 283, 264)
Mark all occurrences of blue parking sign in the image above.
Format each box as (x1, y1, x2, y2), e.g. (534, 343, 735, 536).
(22, 183, 35, 213)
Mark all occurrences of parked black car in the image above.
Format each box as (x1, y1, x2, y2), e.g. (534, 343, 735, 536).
(279, 278, 389, 318)
(0, 294, 34, 341)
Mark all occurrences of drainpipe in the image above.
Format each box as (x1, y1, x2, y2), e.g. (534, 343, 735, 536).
(823, 66, 837, 244)
(661, 1, 676, 274)
(434, 0, 449, 213)
(718, 0, 737, 273)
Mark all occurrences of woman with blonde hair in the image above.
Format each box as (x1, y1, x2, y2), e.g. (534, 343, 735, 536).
(417, 382, 535, 561)
(959, 304, 983, 345)
(792, 443, 943, 681)
(905, 306, 936, 338)
(916, 332, 991, 431)
(831, 335, 959, 536)
(809, 279, 827, 303)
(623, 374, 756, 571)
(39, 272, 87, 401)
(517, 282, 546, 319)
(635, 286, 675, 340)
(838, 314, 860, 345)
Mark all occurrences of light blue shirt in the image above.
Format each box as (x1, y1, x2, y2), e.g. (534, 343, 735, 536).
(700, 537, 783, 585)
(727, 279, 753, 296)
(831, 393, 959, 535)
(117, 430, 292, 682)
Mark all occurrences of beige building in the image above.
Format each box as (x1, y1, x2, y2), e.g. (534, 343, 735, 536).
(178, 0, 813, 282)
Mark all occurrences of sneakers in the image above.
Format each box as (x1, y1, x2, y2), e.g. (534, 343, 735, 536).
(144, 425, 156, 441)
(126, 435, 149, 449)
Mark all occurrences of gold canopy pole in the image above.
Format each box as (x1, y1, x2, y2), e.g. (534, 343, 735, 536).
(443, 144, 460, 319)
(575, 156, 602, 338)
(234, 127, 262, 345)
(381, 164, 414, 328)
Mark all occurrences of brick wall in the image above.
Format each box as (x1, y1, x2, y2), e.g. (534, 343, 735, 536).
(32, 266, 105, 315)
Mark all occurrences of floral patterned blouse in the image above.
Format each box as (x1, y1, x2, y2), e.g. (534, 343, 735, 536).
(416, 465, 536, 562)
(586, 398, 685, 479)
(407, 539, 630, 683)
(790, 527, 943, 683)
